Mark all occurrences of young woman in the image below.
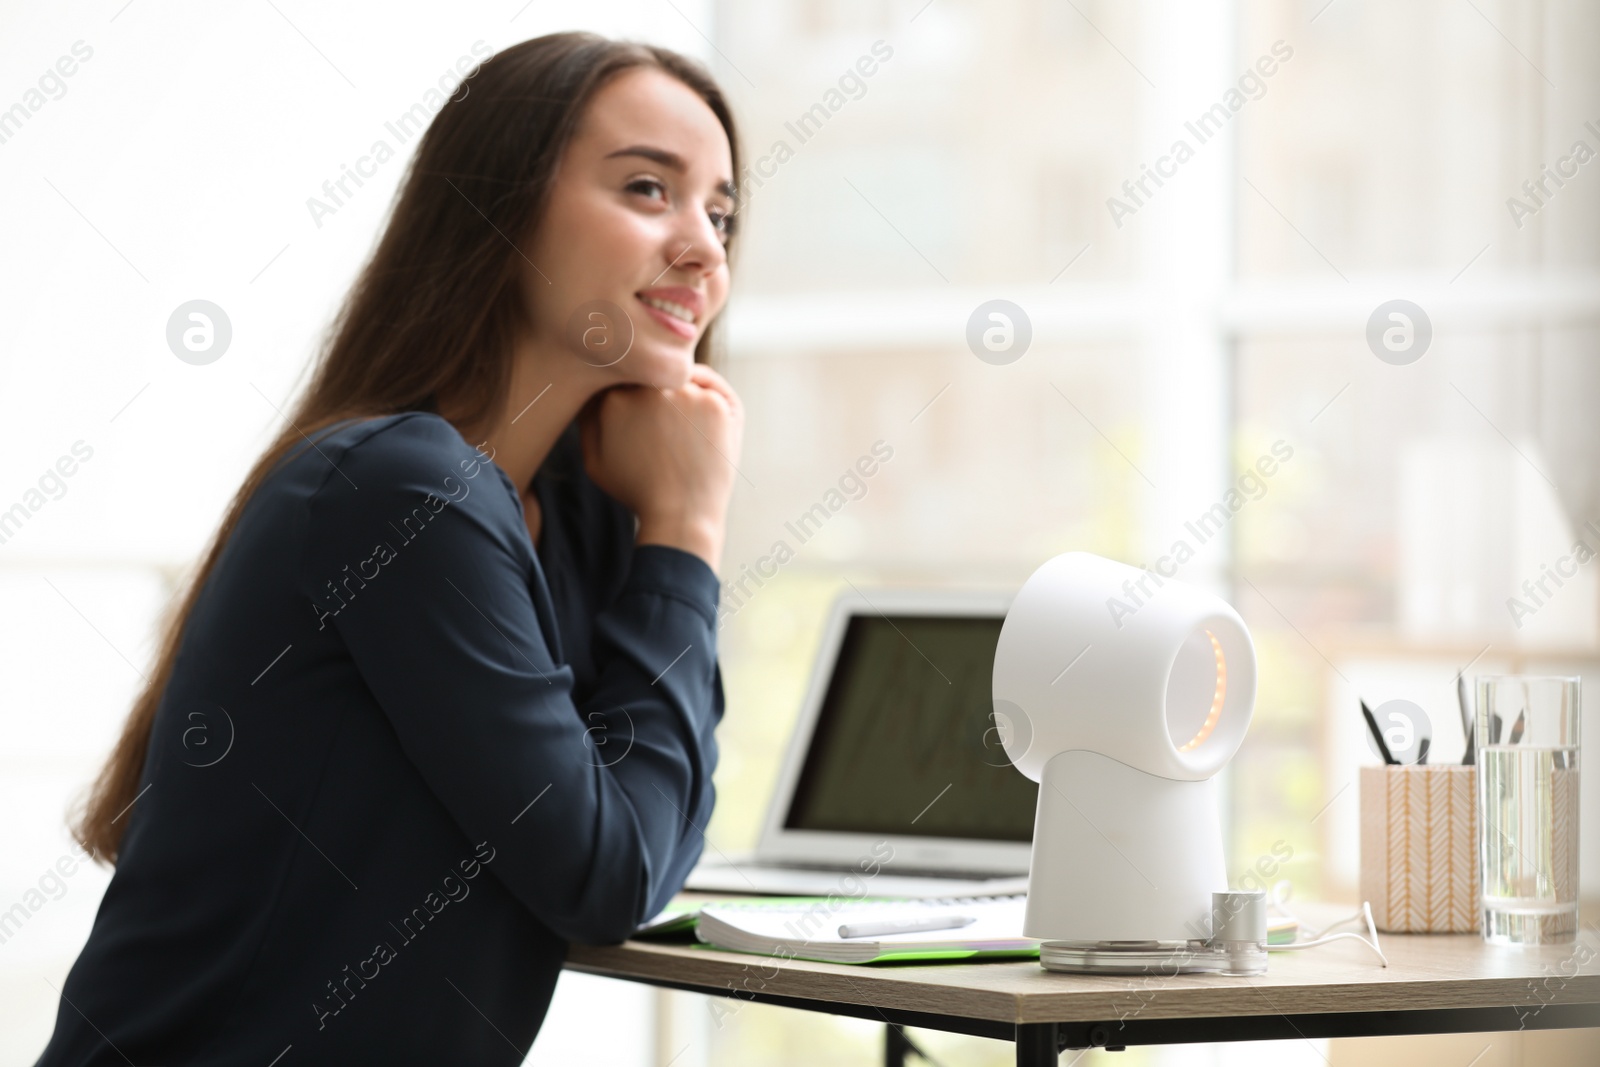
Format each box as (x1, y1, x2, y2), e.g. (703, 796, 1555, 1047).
(36, 32, 742, 1065)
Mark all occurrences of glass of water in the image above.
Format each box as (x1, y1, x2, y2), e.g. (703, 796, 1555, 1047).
(1476, 675, 1581, 945)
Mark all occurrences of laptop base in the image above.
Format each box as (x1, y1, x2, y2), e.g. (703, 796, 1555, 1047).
(685, 860, 1029, 899)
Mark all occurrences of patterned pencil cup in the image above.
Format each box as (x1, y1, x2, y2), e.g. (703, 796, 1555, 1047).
(1359, 765, 1479, 933)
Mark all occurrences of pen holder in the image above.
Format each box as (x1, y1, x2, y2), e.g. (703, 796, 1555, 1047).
(1359, 765, 1479, 933)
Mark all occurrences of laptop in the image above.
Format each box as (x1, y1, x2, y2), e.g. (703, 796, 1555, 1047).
(685, 588, 1037, 898)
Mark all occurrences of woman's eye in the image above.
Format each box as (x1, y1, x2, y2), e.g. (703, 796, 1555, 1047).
(625, 177, 667, 201)
(625, 176, 733, 242)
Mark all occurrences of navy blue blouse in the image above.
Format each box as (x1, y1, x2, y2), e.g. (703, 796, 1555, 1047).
(36, 411, 723, 1065)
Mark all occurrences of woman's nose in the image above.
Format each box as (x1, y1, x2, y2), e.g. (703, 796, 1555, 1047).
(663, 209, 726, 278)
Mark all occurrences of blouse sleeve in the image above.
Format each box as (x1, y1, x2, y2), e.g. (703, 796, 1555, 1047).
(295, 415, 723, 944)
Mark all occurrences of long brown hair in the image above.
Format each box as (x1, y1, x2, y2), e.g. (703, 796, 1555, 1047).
(73, 32, 742, 864)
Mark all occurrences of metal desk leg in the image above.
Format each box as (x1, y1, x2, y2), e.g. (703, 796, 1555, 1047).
(884, 1023, 912, 1067)
(1015, 1022, 1060, 1065)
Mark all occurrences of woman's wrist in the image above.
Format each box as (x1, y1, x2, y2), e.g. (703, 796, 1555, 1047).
(636, 514, 724, 576)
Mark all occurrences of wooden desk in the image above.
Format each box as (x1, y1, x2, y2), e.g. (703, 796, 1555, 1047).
(567, 912, 1600, 1066)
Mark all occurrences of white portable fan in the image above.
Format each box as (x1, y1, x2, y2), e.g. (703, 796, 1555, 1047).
(991, 551, 1260, 974)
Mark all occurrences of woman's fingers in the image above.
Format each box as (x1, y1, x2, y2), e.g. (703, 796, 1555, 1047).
(685, 362, 739, 408)
(576, 374, 742, 575)
(680, 366, 744, 445)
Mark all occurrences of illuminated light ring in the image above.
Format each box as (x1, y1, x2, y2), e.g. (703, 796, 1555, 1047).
(1178, 629, 1227, 753)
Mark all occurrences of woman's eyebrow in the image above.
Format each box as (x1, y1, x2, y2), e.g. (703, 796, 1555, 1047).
(604, 143, 736, 198)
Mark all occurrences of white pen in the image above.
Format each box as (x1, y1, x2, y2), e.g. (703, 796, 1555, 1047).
(837, 913, 977, 940)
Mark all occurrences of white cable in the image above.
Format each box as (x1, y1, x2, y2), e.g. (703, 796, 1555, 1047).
(1298, 903, 1369, 941)
(1264, 882, 1389, 967)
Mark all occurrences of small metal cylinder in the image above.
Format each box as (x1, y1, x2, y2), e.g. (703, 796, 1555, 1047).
(1209, 890, 1267, 976)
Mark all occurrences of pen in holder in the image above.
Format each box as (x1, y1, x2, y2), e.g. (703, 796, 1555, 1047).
(1359, 765, 1479, 933)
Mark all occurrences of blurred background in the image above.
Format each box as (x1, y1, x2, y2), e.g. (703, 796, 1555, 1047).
(1, 0, 1597, 1063)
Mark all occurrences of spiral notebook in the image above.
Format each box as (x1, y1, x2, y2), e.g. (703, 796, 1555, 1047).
(693, 894, 1038, 964)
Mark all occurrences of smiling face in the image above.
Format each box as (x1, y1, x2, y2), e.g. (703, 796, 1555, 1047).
(521, 66, 735, 389)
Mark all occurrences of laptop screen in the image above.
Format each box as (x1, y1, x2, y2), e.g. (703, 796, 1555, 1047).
(782, 613, 1038, 843)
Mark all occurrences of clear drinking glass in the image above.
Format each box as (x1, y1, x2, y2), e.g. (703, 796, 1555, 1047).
(1476, 675, 1581, 945)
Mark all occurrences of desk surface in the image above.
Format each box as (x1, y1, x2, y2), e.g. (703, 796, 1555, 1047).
(567, 907, 1600, 1029)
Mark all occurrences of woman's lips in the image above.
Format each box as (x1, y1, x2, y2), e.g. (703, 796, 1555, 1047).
(637, 295, 697, 340)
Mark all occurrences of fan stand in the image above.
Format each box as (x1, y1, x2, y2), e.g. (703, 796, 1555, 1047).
(1039, 939, 1220, 975)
